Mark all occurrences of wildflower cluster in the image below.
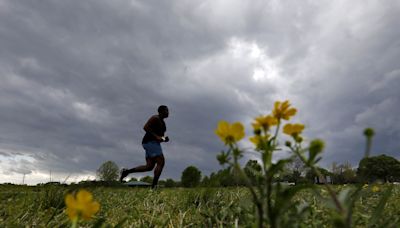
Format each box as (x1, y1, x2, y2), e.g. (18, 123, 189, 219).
(215, 100, 313, 227)
(214, 100, 393, 228)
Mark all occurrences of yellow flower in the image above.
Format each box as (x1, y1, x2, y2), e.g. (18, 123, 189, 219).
(249, 134, 270, 147)
(252, 115, 278, 131)
(65, 189, 100, 221)
(215, 121, 245, 144)
(272, 100, 297, 120)
(371, 186, 380, 193)
(283, 123, 305, 137)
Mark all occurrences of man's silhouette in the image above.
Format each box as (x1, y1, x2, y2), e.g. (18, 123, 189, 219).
(120, 105, 169, 188)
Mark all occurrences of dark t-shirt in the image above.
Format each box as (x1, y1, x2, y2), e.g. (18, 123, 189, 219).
(142, 115, 166, 144)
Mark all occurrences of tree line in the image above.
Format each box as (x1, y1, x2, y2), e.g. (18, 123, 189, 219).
(96, 153, 400, 188)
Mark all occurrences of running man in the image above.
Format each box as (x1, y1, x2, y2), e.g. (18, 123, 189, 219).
(120, 105, 169, 189)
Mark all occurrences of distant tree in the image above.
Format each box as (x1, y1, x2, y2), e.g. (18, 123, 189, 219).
(96, 161, 119, 181)
(128, 177, 138, 182)
(140, 176, 153, 184)
(181, 166, 201, 187)
(331, 162, 357, 184)
(287, 156, 304, 173)
(330, 162, 340, 180)
(358, 154, 400, 182)
(158, 179, 166, 186)
(213, 168, 233, 186)
(306, 167, 332, 184)
(205, 167, 245, 187)
(342, 167, 357, 183)
(285, 156, 305, 184)
(207, 172, 221, 187)
(165, 178, 176, 187)
(288, 170, 302, 183)
(200, 176, 209, 186)
(217, 169, 234, 186)
(232, 166, 247, 186)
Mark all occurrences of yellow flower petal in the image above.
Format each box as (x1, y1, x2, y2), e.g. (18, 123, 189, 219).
(281, 100, 290, 111)
(216, 121, 229, 134)
(283, 123, 304, 137)
(89, 201, 100, 214)
(274, 101, 281, 112)
(273, 100, 297, 121)
(249, 136, 260, 146)
(64, 189, 100, 222)
(282, 108, 297, 120)
(215, 120, 245, 144)
(253, 115, 277, 131)
(252, 122, 261, 131)
(231, 122, 245, 141)
(249, 134, 270, 148)
(82, 202, 100, 220)
(292, 123, 304, 133)
(66, 207, 78, 220)
(266, 115, 278, 126)
(65, 194, 76, 207)
(215, 121, 229, 142)
(283, 124, 293, 135)
(77, 190, 93, 204)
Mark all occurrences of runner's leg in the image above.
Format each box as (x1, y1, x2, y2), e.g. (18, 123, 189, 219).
(127, 157, 155, 173)
(152, 155, 165, 188)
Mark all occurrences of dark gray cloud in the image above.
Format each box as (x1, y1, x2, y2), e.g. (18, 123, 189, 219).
(0, 0, 399, 184)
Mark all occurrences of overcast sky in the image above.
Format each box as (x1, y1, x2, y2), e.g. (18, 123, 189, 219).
(1, 0, 399, 185)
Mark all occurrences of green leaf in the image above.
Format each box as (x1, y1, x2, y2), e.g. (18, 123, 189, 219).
(217, 150, 230, 165)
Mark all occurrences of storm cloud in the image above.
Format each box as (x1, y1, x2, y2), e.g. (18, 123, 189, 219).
(1, 0, 399, 184)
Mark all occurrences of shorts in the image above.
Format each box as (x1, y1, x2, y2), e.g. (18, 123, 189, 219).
(142, 141, 163, 158)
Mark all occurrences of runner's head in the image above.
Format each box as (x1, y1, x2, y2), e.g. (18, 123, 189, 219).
(158, 105, 169, 119)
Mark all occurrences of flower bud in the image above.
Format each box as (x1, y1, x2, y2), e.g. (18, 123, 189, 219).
(308, 139, 325, 164)
(254, 129, 261, 135)
(285, 141, 292, 147)
(295, 136, 303, 143)
(363, 128, 375, 138)
(371, 185, 380, 193)
(309, 139, 324, 155)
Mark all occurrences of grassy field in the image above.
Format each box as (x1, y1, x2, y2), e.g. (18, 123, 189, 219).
(1, 184, 400, 227)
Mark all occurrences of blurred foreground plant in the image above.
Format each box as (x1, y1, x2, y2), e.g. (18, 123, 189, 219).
(65, 189, 100, 228)
(215, 100, 395, 228)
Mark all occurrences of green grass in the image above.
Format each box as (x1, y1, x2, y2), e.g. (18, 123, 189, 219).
(1, 184, 399, 227)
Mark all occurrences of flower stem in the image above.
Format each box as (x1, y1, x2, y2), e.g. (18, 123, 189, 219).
(71, 218, 78, 228)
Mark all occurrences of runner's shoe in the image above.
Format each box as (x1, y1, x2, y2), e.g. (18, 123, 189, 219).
(119, 168, 128, 182)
